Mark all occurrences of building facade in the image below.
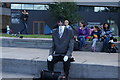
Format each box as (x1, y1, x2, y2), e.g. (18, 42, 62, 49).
(1, 1, 120, 35)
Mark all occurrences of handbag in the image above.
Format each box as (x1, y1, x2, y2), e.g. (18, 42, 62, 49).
(40, 70, 61, 80)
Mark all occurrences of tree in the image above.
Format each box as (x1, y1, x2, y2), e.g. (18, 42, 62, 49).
(102, 7, 120, 12)
(48, 2, 81, 24)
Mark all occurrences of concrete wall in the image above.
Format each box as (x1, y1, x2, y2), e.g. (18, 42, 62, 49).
(0, 7, 11, 32)
(2, 58, 119, 79)
(2, 38, 52, 49)
(1, 37, 120, 52)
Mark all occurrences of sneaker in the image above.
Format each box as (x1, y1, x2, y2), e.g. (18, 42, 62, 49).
(18, 32, 21, 34)
(91, 47, 95, 52)
(83, 44, 87, 48)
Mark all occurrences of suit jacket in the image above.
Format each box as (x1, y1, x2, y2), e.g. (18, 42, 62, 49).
(49, 27, 74, 57)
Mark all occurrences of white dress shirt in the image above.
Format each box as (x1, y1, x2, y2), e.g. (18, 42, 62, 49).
(59, 26, 65, 38)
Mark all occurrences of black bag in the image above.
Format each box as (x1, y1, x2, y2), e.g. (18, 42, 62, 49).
(40, 70, 61, 80)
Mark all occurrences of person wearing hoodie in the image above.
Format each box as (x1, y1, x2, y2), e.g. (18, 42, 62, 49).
(101, 23, 112, 52)
(77, 22, 89, 50)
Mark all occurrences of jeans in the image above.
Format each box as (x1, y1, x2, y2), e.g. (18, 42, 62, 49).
(7, 30, 10, 34)
(92, 38, 98, 49)
(20, 22, 28, 34)
(78, 36, 86, 49)
(102, 37, 110, 51)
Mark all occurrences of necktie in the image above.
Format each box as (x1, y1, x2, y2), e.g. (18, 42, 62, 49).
(59, 27, 63, 38)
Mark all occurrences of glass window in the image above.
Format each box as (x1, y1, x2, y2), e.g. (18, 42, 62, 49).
(11, 18, 20, 24)
(94, 7, 106, 12)
(22, 4, 34, 10)
(34, 4, 49, 10)
(44, 5, 49, 10)
(11, 4, 49, 10)
(78, 6, 94, 12)
(11, 11, 21, 24)
(11, 4, 22, 9)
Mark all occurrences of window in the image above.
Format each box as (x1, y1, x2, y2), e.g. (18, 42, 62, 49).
(11, 4, 49, 10)
(34, 4, 49, 10)
(44, 5, 49, 10)
(94, 7, 106, 12)
(11, 4, 22, 9)
(22, 4, 34, 10)
(94, 7, 120, 12)
(11, 18, 20, 24)
(11, 11, 21, 24)
(78, 6, 94, 12)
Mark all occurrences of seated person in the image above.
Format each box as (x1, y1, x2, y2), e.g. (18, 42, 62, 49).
(77, 22, 89, 50)
(101, 23, 112, 52)
(91, 26, 101, 52)
(47, 20, 74, 79)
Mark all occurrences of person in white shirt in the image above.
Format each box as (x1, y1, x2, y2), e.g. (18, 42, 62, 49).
(6, 25, 10, 34)
(64, 20, 72, 29)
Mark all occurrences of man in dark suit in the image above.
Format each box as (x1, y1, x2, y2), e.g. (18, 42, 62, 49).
(47, 20, 74, 79)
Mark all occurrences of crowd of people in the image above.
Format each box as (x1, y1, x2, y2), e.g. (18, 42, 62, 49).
(78, 22, 112, 52)
(47, 19, 116, 79)
(53, 19, 114, 52)
(77, 22, 113, 52)
(5, 10, 117, 79)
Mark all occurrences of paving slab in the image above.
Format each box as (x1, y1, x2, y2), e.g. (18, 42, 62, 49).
(0, 47, 119, 79)
(1, 47, 119, 66)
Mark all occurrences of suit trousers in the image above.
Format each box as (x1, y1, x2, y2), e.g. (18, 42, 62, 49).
(47, 55, 71, 77)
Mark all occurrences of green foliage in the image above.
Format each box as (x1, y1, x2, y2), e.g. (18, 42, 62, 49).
(48, 2, 80, 24)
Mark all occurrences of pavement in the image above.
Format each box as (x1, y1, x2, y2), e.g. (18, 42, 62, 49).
(1, 47, 119, 79)
(1, 47, 119, 67)
(1, 36, 120, 43)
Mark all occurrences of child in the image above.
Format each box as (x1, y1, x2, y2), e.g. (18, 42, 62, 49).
(6, 25, 10, 34)
(89, 26, 94, 35)
(91, 26, 101, 52)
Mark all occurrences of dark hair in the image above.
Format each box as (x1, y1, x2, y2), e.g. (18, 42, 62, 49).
(91, 26, 94, 29)
(94, 26, 100, 31)
(57, 20, 63, 23)
(103, 23, 110, 30)
(57, 16, 64, 22)
(22, 10, 28, 12)
(79, 21, 86, 27)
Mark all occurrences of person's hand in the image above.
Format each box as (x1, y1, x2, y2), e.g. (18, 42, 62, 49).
(47, 55, 53, 61)
(63, 56, 68, 62)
